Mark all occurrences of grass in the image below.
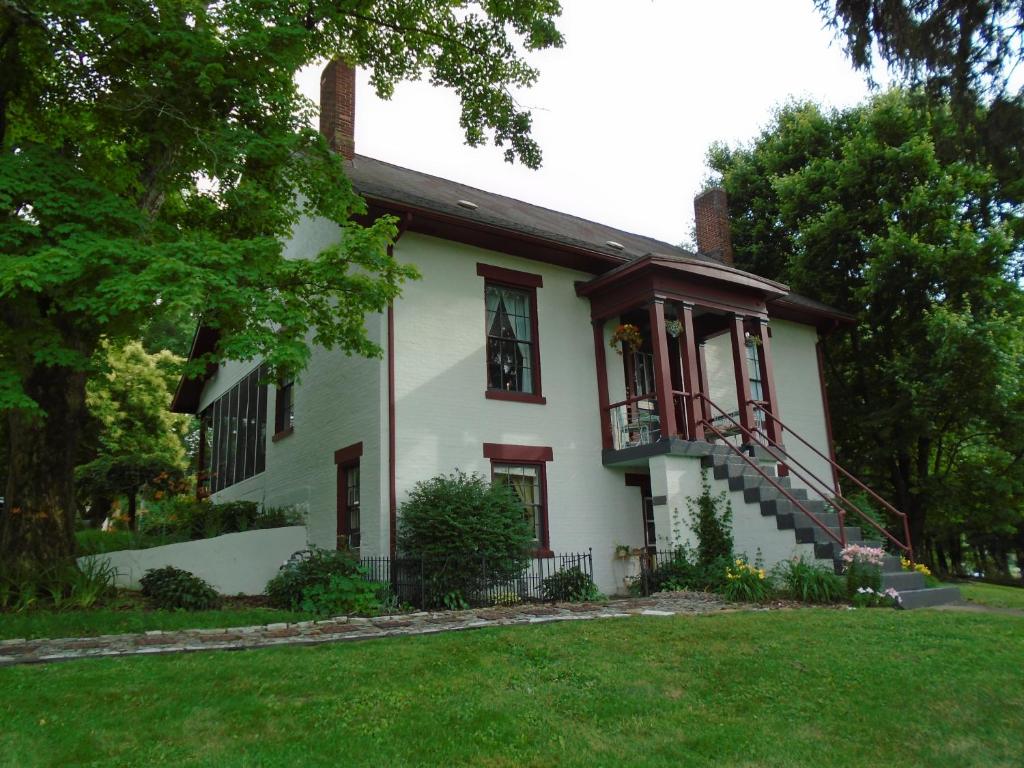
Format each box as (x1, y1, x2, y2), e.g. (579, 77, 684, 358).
(952, 580, 1024, 610)
(0, 606, 311, 641)
(1, 609, 1021, 767)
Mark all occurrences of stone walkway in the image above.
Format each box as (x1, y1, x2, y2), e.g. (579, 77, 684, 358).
(0, 592, 748, 667)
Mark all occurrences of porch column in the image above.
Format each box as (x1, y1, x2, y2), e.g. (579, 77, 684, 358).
(751, 318, 782, 445)
(648, 299, 678, 440)
(592, 319, 613, 450)
(728, 313, 756, 436)
(677, 303, 704, 441)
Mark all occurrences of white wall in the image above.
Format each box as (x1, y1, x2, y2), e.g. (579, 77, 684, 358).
(391, 233, 644, 593)
(769, 320, 833, 496)
(79, 526, 308, 595)
(199, 214, 388, 556)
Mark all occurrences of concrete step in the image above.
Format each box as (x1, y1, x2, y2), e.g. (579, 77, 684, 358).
(896, 586, 961, 610)
(744, 484, 806, 504)
(882, 555, 903, 573)
(882, 570, 927, 590)
(794, 525, 862, 545)
(772, 508, 839, 529)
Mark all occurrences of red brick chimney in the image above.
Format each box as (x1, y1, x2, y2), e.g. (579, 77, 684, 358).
(693, 188, 734, 266)
(320, 60, 356, 159)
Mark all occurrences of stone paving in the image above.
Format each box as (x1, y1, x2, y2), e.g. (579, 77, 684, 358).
(0, 592, 746, 667)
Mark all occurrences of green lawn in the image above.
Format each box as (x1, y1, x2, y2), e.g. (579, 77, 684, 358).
(953, 580, 1024, 610)
(1, 610, 1021, 767)
(0, 607, 311, 641)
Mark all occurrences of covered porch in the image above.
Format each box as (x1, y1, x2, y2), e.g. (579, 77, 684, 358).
(576, 253, 790, 464)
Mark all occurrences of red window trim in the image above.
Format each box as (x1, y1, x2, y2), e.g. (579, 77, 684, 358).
(476, 262, 543, 288)
(334, 441, 363, 465)
(485, 390, 547, 405)
(484, 442, 554, 556)
(482, 443, 554, 462)
(479, 263, 545, 403)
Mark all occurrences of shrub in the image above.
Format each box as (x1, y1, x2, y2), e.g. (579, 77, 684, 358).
(0, 559, 118, 612)
(722, 558, 772, 603)
(541, 566, 602, 602)
(397, 471, 534, 608)
(253, 505, 306, 530)
(842, 545, 885, 598)
(299, 573, 383, 616)
(773, 557, 845, 603)
(266, 548, 369, 611)
(689, 471, 733, 568)
(139, 566, 220, 610)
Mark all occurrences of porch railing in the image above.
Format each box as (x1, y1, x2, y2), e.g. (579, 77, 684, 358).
(606, 391, 699, 449)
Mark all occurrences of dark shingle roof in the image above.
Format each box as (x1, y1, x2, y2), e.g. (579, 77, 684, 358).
(348, 154, 711, 265)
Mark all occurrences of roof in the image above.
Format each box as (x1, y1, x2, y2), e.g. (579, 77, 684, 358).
(348, 155, 713, 267)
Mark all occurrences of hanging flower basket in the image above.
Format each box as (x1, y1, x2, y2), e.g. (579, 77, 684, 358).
(665, 319, 683, 338)
(609, 323, 643, 356)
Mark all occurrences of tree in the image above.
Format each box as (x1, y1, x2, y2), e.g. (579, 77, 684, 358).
(707, 91, 1024, 563)
(815, 1, 1022, 103)
(0, 1, 564, 569)
(815, 1, 1024, 199)
(77, 340, 192, 528)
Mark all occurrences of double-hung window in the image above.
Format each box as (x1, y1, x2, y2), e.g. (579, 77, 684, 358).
(484, 443, 553, 554)
(335, 442, 362, 551)
(492, 462, 546, 549)
(477, 263, 545, 404)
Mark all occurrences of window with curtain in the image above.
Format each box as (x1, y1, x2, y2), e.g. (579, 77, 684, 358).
(492, 462, 545, 546)
(275, 379, 294, 435)
(200, 364, 267, 494)
(486, 283, 535, 393)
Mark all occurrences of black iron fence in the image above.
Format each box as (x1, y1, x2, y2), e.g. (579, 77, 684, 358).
(358, 549, 594, 609)
(635, 548, 690, 596)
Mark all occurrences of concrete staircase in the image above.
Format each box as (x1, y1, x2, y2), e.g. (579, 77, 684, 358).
(702, 452, 961, 610)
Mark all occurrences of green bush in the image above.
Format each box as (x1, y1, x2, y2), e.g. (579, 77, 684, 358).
(541, 567, 602, 602)
(689, 471, 733, 568)
(299, 573, 383, 616)
(138, 498, 305, 542)
(139, 566, 220, 610)
(773, 558, 845, 603)
(266, 548, 375, 612)
(0, 559, 118, 612)
(397, 471, 534, 608)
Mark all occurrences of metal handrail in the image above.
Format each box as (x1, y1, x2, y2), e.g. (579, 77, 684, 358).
(749, 402, 913, 554)
(606, 392, 658, 410)
(700, 418, 845, 548)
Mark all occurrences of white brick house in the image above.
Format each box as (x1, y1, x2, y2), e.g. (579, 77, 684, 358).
(171, 62, 903, 596)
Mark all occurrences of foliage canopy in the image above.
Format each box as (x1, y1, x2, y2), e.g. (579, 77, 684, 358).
(0, 1, 564, 567)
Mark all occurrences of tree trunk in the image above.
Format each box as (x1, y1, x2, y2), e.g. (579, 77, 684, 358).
(1, 363, 87, 570)
(127, 490, 138, 532)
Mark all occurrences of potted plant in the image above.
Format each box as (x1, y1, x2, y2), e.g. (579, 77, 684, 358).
(609, 323, 643, 356)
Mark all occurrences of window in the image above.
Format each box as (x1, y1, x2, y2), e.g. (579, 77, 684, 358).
(477, 263, 544, 403)
(483, 443, 553, 554)
(335, 442, 363, 551)
(492, 462, 546, 548)
(274, 380, 294, 438)
(746, 339, 766, 431)
(200, 364, 267, 494)
(339, 464, 360, 549)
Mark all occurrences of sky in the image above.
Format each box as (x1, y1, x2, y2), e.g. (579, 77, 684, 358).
(296, 0, 890, 247)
